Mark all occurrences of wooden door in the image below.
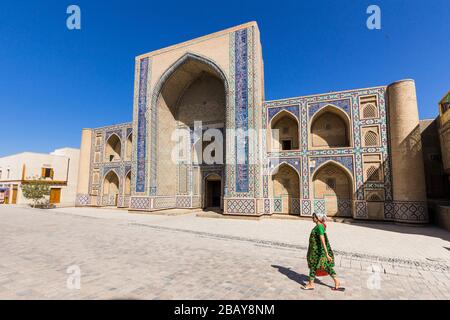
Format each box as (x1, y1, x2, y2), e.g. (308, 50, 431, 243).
(49, 188, 61, 204)
(11, 186, 18, 204)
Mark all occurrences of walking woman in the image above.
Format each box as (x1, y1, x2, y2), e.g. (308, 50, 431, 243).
(303, 212, 342, 291)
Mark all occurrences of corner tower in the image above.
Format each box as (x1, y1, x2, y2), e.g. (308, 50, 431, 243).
(386, 79, 428, 223)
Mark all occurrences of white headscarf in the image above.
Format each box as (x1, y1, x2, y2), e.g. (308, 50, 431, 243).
(315, 212, 327, 222)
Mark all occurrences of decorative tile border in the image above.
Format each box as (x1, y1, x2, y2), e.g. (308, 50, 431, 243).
(135, 57, 149, 193)
(234, 28, 249, 193)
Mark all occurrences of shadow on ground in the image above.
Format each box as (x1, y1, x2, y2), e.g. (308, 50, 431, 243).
(333, 220, 450, 242)
(271, 265, 334, 289)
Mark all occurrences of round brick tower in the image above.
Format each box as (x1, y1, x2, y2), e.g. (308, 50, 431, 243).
(387, 79, 428, 223)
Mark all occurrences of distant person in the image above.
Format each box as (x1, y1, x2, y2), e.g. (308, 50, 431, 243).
(302, 212, 343, 291)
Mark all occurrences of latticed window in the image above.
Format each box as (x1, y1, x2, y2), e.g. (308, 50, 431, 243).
(366, 166, 381, 181)
(362, 104, 377, 119)
(364, 131, 378, 146)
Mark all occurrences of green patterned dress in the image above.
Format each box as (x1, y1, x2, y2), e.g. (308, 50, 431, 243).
(307, 223, 336, 281)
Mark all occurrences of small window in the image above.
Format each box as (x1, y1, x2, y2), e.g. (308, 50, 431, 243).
(364, 131, 378, 146)
(282, 140, 292, 150)
(367, 166, 380, 182)
(7, 169, 10, 179)
(41, 168, 53, 179)
(362, 104, 377, 119)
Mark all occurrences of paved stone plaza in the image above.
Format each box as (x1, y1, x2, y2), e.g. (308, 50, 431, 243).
(0, 206, 449, 300)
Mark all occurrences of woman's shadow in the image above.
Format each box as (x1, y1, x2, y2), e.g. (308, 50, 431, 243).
(271, 265, 334, 289)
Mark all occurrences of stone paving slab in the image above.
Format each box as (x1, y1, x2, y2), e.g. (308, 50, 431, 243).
(50, 206, 450, 264)
(0, 206, 449, 300)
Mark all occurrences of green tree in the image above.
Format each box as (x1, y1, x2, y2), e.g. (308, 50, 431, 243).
(21, 176, 51, 208)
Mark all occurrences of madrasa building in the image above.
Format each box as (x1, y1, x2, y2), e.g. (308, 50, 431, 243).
(75, 22, 429, 224)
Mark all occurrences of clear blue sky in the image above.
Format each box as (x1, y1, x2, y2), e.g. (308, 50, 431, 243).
(0, 0, 449, 156)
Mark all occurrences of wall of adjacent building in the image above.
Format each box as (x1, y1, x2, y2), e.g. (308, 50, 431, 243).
(420, 119, 450, 199)
(0, 148, 79, 206)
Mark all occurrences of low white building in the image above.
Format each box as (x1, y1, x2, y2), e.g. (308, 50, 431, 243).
(0, 148, 80, 207)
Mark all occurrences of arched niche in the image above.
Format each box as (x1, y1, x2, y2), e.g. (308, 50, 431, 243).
(312, 161, 353, 217)
(269, 110, 299, 151)
(153, 53, 228, 196)
(103, 170, 120, 196)
(270, 163, 300, 214)
(105, 134, 122, 162)
(310, 106, 351, 148)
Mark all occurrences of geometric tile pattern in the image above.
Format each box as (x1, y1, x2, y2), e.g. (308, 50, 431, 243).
(301, 199, 312, 216)
(291, 198, 301, 215)
(226, 199, 255, 214)
(75, 194, 90, 206)
(154, 197, 176, 209)
(273, 198, 282, 213)
(176, 196, 191, 208)
(384, 201, 427, 222)
(264, 199, 271, 214)
(130, 197, 151, 210)
(337, 200, 352, 217)
(355, 201, 368, 218)
(313, 199, 325, 215)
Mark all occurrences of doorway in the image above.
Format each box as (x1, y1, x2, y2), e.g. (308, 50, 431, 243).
(11, 185, 18, 204)
(49, 188, 61, 204)
(204, 174, 222, 209)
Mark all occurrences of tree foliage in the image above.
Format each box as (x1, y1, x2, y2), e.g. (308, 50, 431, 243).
(21, 176, 51, 208)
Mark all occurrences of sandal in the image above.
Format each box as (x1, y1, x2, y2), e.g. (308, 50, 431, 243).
(301, 286, 315, 290)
